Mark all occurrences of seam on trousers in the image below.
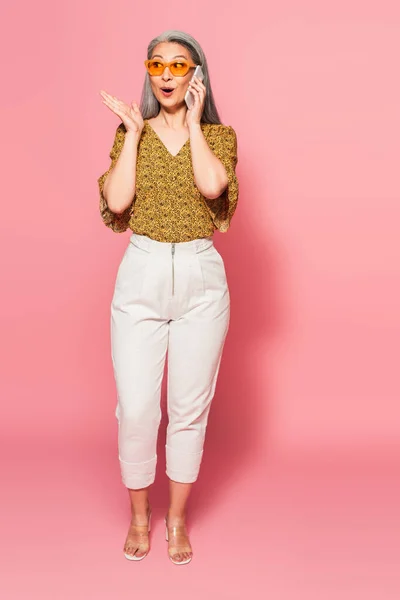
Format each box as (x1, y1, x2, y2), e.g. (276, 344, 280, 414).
(119, 454, 157, 465)
(167, 467, 201, 473)
(165, 444, 204, 456)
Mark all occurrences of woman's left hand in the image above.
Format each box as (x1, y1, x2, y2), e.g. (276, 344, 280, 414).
(185, 76, 206, 127)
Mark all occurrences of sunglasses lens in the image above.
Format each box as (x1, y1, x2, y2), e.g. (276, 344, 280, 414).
(170, 61, 189, 76)
(147, 60, 163, 75)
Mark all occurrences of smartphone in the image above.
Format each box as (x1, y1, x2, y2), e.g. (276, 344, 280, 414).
(184, 65, 204, 109)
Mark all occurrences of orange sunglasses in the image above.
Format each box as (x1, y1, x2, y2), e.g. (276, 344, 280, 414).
(144, 59, 198, 77)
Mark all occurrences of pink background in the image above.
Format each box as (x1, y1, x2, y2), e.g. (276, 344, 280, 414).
(1, 1, 399, 598)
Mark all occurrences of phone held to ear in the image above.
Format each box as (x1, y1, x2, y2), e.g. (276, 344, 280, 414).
(184, 65, 204, 109)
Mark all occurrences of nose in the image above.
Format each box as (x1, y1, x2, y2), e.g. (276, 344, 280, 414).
(161, 66, 173, 79)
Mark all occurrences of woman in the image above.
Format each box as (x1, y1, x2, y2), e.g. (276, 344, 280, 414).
(98, 29, 239, 565)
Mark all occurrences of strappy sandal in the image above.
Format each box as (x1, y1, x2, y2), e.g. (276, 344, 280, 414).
(124, 508, 152, 561)
(164, 516, 193, 565)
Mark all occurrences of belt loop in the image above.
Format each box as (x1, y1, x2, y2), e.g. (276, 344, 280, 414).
(130, 233, 151, 252)
(195, 237, 213, 253)
(195, 239, 203, 253)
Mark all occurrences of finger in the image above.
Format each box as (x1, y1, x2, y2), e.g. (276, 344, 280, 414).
(101, 91, 119, 102)
(188, 85, 199, 94)
(191, 87, 203, 104)
(102, 96, 114, 106)
(193, 76, 206, 89)
(102, 104, 124, 120)
(101, 99, 120, 115)
(109, 98, 132, 116)
(192, 88, 200, 106)
(104, 94, 123, 108)
(192, 85, 204, 98)
(103, 94, 120, 107)
(190, 82, 205, 97)
(190, 91, 199, 107)
(101, 97, 124, 117)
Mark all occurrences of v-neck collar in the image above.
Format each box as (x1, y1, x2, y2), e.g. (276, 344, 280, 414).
(144, 119, 207, 159)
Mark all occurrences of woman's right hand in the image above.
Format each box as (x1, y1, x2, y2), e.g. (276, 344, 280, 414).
(100, 90, 144, 135)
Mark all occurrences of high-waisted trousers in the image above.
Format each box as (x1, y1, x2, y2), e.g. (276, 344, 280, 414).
(110, 232, 230, 489)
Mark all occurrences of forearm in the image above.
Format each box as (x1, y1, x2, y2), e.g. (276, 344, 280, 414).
(189, 124, 228, 199)
(103, 130, 140, 214)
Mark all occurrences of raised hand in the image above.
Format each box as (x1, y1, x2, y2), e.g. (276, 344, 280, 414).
(185, 76, 206, 128)
(100, 90, 144, 135)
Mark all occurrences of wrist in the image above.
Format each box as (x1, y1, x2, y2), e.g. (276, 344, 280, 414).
(188, 122, 202, 136)
(125, 129, 141, 144)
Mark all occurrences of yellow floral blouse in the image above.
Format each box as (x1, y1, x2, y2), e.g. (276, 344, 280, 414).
(97, 119, 239, 242)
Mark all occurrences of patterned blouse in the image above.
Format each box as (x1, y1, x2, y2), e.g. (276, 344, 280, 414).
(97, 119, 239, 243)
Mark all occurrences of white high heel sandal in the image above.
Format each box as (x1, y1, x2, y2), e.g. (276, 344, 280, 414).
(165, 516, 193, 565)
(124, 510, 152, 561)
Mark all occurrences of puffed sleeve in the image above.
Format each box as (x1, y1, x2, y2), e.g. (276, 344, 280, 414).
(202, 124, 239, 233)
(97, 122, 135, 233)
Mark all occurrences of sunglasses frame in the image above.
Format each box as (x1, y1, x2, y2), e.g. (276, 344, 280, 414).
(144, 59, 198, 77)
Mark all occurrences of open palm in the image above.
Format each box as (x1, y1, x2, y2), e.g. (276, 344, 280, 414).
(100, 90, 144, 134)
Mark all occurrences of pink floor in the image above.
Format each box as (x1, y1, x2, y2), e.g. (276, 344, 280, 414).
(1, 438, 399, 600)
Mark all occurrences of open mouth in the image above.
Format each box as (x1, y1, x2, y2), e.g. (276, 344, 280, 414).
(161, 87, 174, 95)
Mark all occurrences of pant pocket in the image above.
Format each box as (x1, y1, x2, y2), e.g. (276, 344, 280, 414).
(196, 245, 227, 293)
(113, 243, 151, 302)
(211, 246, 228, 281)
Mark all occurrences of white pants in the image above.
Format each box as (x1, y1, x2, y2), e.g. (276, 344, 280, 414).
(110, 232, 230, 489)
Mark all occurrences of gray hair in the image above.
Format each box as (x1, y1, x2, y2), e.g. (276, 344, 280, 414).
(139, 30, 222, 124)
